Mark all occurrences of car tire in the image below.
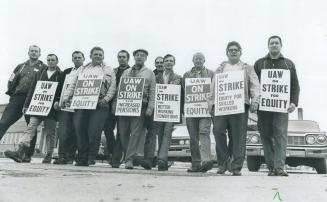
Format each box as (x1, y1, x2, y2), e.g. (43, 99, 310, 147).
(247, 156, 262, 172)
(314, 158, 327, 174)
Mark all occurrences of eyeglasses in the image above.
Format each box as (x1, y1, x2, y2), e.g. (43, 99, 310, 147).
(228, 49, 240, 53)
(47, 59, 56, 61)
(155, 62, 164, 64)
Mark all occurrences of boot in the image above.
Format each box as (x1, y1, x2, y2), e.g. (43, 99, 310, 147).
(42, 152, 53, 164)
(4, 144, 28, 163)
(22, 156, 32, 163)
(187, 162, 201, 173)
(199, 161, 213, 173)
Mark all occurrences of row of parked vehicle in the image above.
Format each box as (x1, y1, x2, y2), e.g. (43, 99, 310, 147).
(166, 109, 327, 174)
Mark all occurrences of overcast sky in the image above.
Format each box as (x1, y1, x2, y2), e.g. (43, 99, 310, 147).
(1, 0, 326, 129)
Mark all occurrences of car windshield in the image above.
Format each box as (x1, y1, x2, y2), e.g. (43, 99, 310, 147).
(288, 120, 320, 132)
(172, 124, 189, 137)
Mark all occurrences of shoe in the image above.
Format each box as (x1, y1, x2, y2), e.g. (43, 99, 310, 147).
(187, 165, 201, 173)
(226, 159, 232, 172)
(53, 158, 68, 165)
(107, 154, 112, 165)
(22, 156, 32, 163)
(125, 160, 133, 169)
(216, 167, 227, 174)
(42, 153, 52, 164)
(200, 161, 213, 173)
(275, 168, 288, 176)
(268, 168, 275, 176)
(158, 160, 168, 171)
(75, 161, 89, 166)
(139, 159, 152, 170)
(232, 170, 242, 176)
(66, 159, 74, 164)
(111, 163, 120, 168)
(88, 160, 96, 165)
(152, 157, 157, 168)
(4, 145, 28, 163)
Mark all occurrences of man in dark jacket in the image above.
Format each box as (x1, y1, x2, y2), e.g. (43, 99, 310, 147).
(108, 50, 131, 168)
(53, 51, 85, 164)
(0, 45, 47, 162)
(155, 54, 182, 171)
(153, 56, 164, 76)
(254, 36, 300, 176)
(4, 54, 63, 163)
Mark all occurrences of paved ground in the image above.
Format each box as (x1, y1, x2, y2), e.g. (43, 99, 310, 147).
(0, 158, 326, 202)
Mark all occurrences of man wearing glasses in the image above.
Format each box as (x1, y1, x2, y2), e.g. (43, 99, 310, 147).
(208, 41, 260, 176)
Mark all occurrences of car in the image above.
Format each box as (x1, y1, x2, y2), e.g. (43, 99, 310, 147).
(246, 119, 327, 174)
(168, 119, 217, 162)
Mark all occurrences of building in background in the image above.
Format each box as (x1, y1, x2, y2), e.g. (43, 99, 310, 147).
(0, 103, 49, 157)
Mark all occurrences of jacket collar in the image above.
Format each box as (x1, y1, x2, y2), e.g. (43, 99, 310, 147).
(24, 60, 43, 66)
(191, 66, 205, 73)
(264, 53, 284, 59)
(118, 64, 130, 70)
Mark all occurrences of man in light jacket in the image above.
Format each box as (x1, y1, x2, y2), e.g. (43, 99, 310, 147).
(208, 41, 260, 176)
(63, 47, 116, 166)
(115, 49, 156, 169)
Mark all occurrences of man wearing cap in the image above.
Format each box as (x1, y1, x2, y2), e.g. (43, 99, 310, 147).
(183, 52, 214, 173)
(116, 49, 156, 169)
(139, 56, 166, 170)
(0, 45, 46, 162)
(254, 36, 300, 176)
(208, 41, 260, 176)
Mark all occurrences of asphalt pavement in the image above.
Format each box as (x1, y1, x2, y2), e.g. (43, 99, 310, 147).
(0, 158, 326, 202)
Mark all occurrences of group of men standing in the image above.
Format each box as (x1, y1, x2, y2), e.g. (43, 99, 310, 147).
(0, 35, 300, 176)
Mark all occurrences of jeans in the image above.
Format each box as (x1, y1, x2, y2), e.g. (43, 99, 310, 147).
(57, 111, 77, 160)
(103, 109, 116, 156)
(258, 111, 288, 170)
(0, 94, 37, 157)
(20, 116, 57, 154)
(73, 106, 109, 162)
(156, 122, 174, 162)
(212, 105, 249, 172)
(118, 108, 146, 162)
(143, 114, 157, 160)
(186, 117, 212, 165)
